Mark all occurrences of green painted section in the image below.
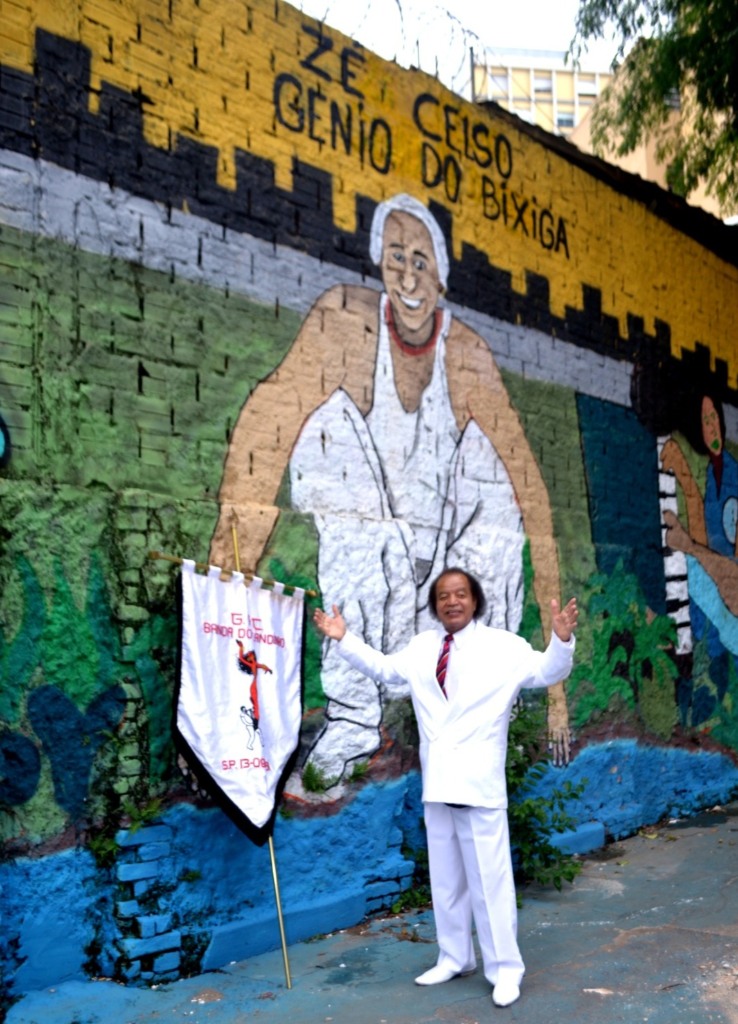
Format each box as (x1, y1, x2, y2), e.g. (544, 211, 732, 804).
(0, 224, 307, 842)
(0, 224, 300, 500)
(263, 469, 323, 707)
(127, 614, 179, 787)
(0, 557, 45, 725)
(567, 562, 678, 737)
(502, 371, 598, 666)
(40, 559, 113, 710)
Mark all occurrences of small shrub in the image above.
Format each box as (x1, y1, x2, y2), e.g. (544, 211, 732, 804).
(391, 884, 431, 914)
(348, 760, 369, 782)
(507, 699, 584, 892)
(302, 761, 339, 792)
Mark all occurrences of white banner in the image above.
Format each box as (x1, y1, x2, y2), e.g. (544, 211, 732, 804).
(177, 562, 304, 829)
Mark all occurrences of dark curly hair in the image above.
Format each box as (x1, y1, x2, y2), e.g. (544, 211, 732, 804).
(428, 567, 486, 621)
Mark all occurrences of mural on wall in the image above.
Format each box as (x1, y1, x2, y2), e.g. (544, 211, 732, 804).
(629, 350, 738, 749)
(2, 0, 738, 997)
(662, 394, 738, 626)
(0, 0, 735, 837)
(209, 191, 571, 783)
(0, 0, 736, 840)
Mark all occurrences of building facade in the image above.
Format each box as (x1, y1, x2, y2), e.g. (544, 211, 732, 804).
(472, 48, 612, 137)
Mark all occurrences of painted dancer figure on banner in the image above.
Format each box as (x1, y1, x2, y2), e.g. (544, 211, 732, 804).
(210, 193, 571, 781)
(237, 642, 272, 749)
(178, 564, 304, 830)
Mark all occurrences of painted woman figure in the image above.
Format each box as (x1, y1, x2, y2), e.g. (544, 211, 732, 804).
(660, 393, 738, 713)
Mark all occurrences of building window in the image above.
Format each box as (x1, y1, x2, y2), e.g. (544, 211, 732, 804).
(577, 74, 598, 96)
(489, 73, 509, 97)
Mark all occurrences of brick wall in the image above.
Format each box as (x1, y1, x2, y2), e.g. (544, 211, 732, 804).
(2, 0, 738, 1001)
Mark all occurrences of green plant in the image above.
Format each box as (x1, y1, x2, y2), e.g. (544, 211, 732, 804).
(87, 795, 164, 870)
(391, 884, 431, 914)
(571, 0, 738, 212)
(506, 699, 584, 892)
(87, 830, 119, 870)
(123, 796, 163, 832)
(301, 761, 339, 793)
(348, 759, 369, 782)
(390, 846, 431, 914)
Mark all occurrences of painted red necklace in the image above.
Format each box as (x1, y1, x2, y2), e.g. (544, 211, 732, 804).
(385, 299, 442, 356)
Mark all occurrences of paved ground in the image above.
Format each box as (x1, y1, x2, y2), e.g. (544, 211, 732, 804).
(8, 804, 738, 1024)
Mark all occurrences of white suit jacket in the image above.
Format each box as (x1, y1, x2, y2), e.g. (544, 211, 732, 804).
(338, 619, 575, 808)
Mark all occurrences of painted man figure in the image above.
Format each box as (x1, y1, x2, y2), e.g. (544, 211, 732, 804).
(314, 568, 578, 1008)
(210, 193, 571, 780)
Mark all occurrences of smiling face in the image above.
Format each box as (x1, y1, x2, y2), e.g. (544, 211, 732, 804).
(380, 210, 442, 343)
(701, 395, 723, 455)
(434, 571, 478, 634)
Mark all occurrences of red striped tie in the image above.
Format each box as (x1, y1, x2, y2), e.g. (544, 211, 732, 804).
(435, 633, 453, 698)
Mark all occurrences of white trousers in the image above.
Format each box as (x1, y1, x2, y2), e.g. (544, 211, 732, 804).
(424, 802, 525, 987)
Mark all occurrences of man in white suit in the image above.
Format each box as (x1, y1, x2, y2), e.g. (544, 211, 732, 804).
(313, 567, 578, 1008)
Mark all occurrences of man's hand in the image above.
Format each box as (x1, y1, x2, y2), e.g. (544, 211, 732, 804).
(313, 604, 347, 641)
(551, 597, 578, 642)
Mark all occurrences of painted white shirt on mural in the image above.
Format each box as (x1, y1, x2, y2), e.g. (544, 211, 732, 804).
(290, 293, 525, 780)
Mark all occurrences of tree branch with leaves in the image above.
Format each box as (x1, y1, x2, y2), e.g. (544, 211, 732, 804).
(570, 0, 738, 212)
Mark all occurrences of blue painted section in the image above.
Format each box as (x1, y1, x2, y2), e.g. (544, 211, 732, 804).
(164, 774, 420, 948)
(687, 558, 738, 657)
(117, 824, 173, 848)
(576, 394, 666, 613)
(549, 820, 606, 855)
(525, 740, 738, 839)
(179, 775, 421, 970)
(27, 684, 126, 819)
(153, 951, 180, 974)
(203, 891, 368, 969)
(0, 412, 10, 468)
(0, 848, 118, 995)
(396, 770, 425, 851)
(5, 748, 738, 999)
(120, 932, 181, 958)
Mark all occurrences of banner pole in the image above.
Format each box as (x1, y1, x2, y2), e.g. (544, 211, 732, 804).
(230, 512, 293, 991)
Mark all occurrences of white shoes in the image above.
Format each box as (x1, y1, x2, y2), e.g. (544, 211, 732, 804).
(414, 964, 520, 1006)
(414, 963, 476, 986)
(492, 981, 521, 1007)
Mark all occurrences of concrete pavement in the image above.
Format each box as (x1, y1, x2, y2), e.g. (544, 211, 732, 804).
(8, 803, 738, 1024)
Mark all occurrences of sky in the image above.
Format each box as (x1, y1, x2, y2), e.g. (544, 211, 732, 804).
(294, 0, 619, 98)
